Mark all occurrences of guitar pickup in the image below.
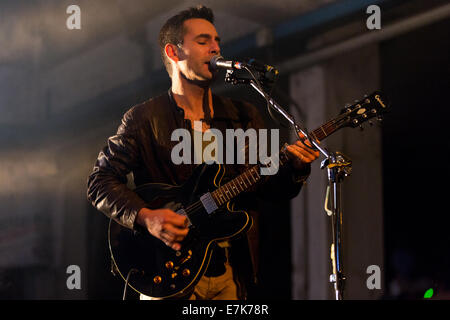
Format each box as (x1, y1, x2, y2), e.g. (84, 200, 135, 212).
(200, 193, 218, 214)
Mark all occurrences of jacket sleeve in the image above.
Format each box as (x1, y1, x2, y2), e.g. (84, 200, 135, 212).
(86, 107, 147, 230)
(256, 160, 310, 201)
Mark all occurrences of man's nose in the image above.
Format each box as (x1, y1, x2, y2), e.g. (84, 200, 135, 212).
(210, 41, 220, 55)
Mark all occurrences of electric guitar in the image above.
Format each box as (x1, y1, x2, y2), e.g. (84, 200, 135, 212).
(108, 91, 389, 298)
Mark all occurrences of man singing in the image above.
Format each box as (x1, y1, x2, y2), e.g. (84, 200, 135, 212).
(87, 5, 319, 300)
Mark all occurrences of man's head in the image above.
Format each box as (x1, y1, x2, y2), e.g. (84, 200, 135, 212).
(158, 5, 221, 82)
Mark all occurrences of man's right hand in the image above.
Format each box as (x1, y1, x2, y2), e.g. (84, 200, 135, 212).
(136, 207, 189, 251)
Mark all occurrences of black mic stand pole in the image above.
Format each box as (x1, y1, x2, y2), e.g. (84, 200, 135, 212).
(225, 69, 350, 300)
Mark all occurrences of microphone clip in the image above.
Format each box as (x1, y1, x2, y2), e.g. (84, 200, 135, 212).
(224, 67, 277, 89)
(224, 69, 250, 85)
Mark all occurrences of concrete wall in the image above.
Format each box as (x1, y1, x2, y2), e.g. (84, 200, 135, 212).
(290, 44, 384, 299)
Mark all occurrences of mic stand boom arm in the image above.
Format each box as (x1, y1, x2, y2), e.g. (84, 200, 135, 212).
(225, 69, 350, 300)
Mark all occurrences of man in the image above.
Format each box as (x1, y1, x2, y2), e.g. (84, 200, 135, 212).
(87, 5, 319, 300)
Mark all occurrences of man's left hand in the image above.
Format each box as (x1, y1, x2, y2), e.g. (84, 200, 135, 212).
(286, 134, 320, 171)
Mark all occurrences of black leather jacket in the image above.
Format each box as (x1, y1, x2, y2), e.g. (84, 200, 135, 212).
(87, 89, 309, 298)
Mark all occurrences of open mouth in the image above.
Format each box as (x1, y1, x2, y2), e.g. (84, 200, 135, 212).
(205, 61, 214, 72)
(205, 61, 217, 72)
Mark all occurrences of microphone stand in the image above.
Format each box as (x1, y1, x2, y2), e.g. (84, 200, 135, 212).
(224, 69, 351, 300)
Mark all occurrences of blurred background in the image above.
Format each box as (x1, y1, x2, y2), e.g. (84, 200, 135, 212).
(0, 0, 448, 299)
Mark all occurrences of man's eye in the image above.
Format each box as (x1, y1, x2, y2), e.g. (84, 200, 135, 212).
(197, 42, 206, 45)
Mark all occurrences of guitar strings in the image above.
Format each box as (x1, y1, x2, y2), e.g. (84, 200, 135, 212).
(312, 110, 356, 139)
(315, 101, 371, 134)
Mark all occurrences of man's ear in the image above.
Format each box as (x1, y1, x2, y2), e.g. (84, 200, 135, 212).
(165, 43, 179, 63)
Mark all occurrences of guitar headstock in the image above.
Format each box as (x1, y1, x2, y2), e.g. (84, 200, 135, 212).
(339, 91, 389, 129)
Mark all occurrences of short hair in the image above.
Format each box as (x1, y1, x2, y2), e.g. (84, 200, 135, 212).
(158, 5, 214, 77)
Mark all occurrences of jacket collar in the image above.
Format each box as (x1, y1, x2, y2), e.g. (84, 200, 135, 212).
(167, 88, 239, 122)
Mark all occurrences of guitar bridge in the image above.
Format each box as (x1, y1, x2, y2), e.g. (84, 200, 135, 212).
(200, 192, 218, 215)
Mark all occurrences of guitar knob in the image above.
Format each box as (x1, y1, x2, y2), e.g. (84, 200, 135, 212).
(153, 276, 162, 284)
(182, 269, 191, 277)
(165, 261, 174, 269)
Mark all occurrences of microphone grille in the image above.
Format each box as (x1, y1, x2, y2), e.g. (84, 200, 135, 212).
(210, 55, 223, 69)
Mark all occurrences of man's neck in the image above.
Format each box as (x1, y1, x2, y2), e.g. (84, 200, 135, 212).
(171, 73, 212, 116)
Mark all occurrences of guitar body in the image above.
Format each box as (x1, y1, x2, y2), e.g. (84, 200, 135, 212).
(108, 162, 252, 298)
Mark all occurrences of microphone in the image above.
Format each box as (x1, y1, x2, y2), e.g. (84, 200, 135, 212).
(210, 55, 278, 75)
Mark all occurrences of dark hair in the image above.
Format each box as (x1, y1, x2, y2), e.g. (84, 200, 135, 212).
(158, 5, 214, 77)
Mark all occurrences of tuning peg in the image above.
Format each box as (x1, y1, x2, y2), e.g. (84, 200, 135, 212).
(377, 116, 383, 122)
(368, 121, 373, 126)
(359, 125, 364, 131)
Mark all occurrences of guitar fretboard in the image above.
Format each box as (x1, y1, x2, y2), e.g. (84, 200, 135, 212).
(211, 146, 292, 206)
(211, 165, 260, 206)
(209, 115, 348, 206)
(310, 116, 345, 142)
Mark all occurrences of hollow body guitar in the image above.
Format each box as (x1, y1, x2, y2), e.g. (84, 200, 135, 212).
(108, 91, 389, 298)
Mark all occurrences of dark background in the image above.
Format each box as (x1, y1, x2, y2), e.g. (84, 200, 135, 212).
(381, 17, 450, 299)
(0, 0, 448, 300)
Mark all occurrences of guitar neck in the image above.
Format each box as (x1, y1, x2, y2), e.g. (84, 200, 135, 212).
(309, 116, 346, 142)
(211, 119, 344, 205)
(210, 132, 305, 206)
(210, 91, 389, 206)
(211, 164, 261, 206)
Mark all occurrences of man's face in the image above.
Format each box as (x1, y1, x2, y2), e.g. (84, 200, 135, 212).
(175, 18, 221, 82)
